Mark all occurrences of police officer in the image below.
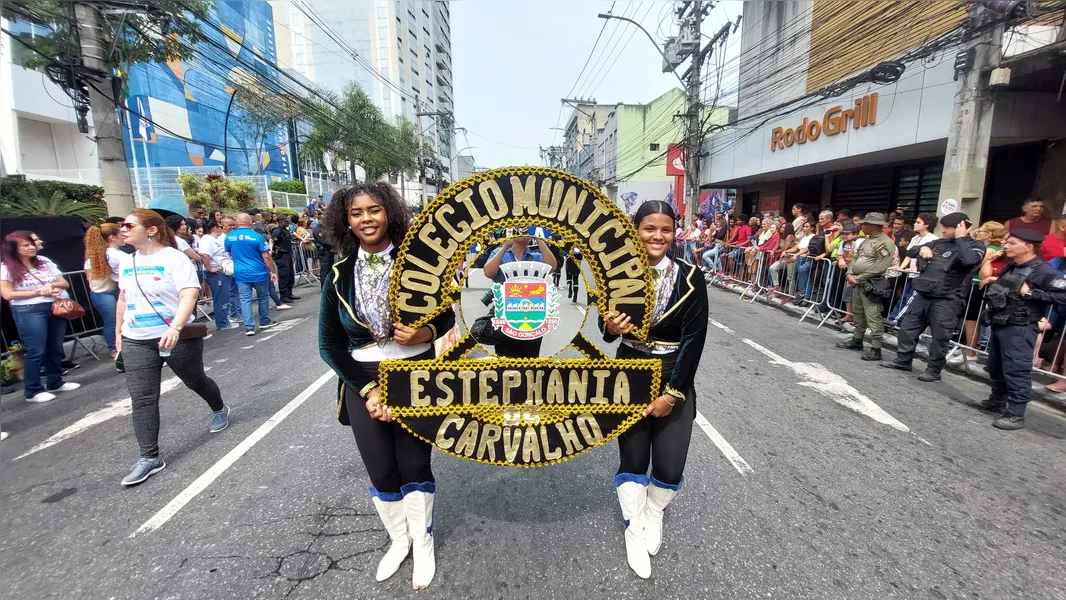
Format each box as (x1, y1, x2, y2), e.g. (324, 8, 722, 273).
(881, 212, 986, 381)
(979, 229, 1066, 430)
(836, 213, 897, 361)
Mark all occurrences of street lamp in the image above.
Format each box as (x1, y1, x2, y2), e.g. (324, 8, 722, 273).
(597, 13, 686, 86)
(449, 145, 476, 181)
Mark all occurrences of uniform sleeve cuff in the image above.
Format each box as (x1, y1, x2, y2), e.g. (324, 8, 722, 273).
(664, 386, 686, 401)
(360, 382, 379, 398)
(426, 323, 437, 340)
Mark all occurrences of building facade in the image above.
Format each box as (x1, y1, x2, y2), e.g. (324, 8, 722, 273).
(291, 0, 455, 166)
(124, 0, 291, 180)
(701, 0, 1066, 225)
(595, 88, 730, 215)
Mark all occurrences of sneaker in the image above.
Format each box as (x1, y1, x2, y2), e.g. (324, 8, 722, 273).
(285, 294, 301, 301)
(245, 329, 256, 337)
(209, 405, 230, 433)
(917, 371, 941, 383)
(62, 360, 79, 370)
(230, 316, 243, 323)
(50, 382, 81, 392)
(121, 457, 166, 486)
(277, 304, 293, 310)
(261, 321, 279, 329)
(220, 323, 242, 331)
(0, 431, 8, 441)
(27, 392, 57, 403)
(992, 415, 1025, 430)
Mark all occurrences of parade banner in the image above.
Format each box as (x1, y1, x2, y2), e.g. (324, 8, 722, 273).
(380, 166, 662, 467)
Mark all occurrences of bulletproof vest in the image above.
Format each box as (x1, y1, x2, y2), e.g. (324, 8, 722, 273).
(911, 240, 973, 298)
(983, 265, 1044, 326)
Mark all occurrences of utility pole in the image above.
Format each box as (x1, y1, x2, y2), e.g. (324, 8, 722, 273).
(415, 109, 450, 209)
(937, 5, 1003, 224)
(71, 2, 136, 215)
(681, 1, 704, 228)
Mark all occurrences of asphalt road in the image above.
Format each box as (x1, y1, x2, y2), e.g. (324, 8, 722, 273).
(2, 277, 1066, 600)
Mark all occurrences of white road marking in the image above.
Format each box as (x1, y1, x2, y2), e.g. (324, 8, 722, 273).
(133, 369, 335, 535)
(240, 345, 254, 349)
(214, 359, 228, 363)
(15, 371, 203, 460)
(694, 411, 753, 476)
(709, 319, 734, 334)
(743, 338, 911, 433)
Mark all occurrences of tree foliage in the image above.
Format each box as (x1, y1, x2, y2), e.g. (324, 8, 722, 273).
(268, 180, 307, 194)
(3, 0, 212, 71)
(233, 82, 303, 175)
(299, 83, 420, 183)
(178, 172, 256, 213)
(0, 182, 106, 224)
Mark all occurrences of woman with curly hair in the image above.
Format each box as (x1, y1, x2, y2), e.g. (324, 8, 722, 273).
(318, 183, 455, 590)
(84, 223, 124, 359)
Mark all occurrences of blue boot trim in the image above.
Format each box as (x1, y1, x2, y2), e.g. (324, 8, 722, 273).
(369, 486, 403, 502)
(614, 472, 650, 488)
(650, 476, 683, 491)
(400, 481, 436, 496)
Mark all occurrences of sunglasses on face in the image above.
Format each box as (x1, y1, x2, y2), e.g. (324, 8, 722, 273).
(119, 222, 139, 230)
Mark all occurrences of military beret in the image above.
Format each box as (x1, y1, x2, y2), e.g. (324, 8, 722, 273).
(939, 212, 970, 227)
(1008, 228, 1045, 244)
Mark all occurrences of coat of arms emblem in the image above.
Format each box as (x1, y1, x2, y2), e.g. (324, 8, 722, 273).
(490, 260, 561, 340)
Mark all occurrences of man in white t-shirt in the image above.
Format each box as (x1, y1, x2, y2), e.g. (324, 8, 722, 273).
(198, 220, 235, 330)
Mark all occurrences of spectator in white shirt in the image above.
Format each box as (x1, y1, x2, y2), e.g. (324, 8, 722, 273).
(198, 220, 236, 330)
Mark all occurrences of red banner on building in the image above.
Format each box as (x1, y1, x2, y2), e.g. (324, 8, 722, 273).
(666, 144, 686, 176)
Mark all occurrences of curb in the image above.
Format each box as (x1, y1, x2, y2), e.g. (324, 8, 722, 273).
(709, 278, 1066, 416)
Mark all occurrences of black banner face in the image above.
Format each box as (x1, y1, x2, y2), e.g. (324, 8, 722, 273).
(380, 358, 661, 467)
(389, 166, 655, 342)
(381, 166, 662, 468)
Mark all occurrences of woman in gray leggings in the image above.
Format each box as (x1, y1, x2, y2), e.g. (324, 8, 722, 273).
(114, 208, 229, 487)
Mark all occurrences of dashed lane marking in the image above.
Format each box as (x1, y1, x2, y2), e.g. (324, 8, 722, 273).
(132, 369, 335, 536)
(709, 319, 734, 334)
(742, 338, 913, 433)
(15, 370, 208, 460)
(695, 411, 753, 476)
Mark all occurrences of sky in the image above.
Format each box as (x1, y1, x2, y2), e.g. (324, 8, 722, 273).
(449, 0, 743, 169)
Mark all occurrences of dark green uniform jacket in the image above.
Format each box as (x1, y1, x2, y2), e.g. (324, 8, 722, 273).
(319, 248, 456, 425)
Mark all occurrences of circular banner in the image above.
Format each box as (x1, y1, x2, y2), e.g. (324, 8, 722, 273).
(379, 166, 662, 467)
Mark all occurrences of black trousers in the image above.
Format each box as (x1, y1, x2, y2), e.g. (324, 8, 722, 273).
(615, 346, 695, 486)
(894, 293, 961, 375)
(565, 260, 581, 301)
(276, 253, 295, 298)
(345, 352, 435, 493)
(318, 252, 335, 287)
(987, 324, 1039, 417)
(494, 336, 543, 359)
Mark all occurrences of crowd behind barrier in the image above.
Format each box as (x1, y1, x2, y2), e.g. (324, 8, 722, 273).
(672, 238, 1066, 386)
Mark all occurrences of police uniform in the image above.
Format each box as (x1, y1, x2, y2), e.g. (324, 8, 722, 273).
(836, 213, 896, 360)
(981, 229, 1066, 429)
(881, 212, 986, 381)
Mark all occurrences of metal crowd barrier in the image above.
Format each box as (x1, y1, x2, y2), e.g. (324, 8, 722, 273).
(292, 241, 321, 287)
(700, 245, 1066, 385)
(1, 270, 106, 362)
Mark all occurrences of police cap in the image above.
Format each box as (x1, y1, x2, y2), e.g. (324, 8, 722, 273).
(1008, 229, 1045, 244)
(939, 212, 970, 227)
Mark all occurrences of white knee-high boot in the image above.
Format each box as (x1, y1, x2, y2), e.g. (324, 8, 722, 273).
(644, 478, 680, 556)
(402, 482, 436, 590)
(614, 473, 651, 579)
(370, 488, 411, 582)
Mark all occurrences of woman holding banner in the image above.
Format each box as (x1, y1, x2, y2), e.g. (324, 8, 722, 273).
(319, 183, 455, 591)
(602, 200, 709, 579)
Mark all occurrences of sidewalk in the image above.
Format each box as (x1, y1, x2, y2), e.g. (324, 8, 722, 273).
(710, 277, 1066, 415)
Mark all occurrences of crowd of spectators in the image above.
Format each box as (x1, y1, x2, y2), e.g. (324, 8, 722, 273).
(677, 197, 1066, 399)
